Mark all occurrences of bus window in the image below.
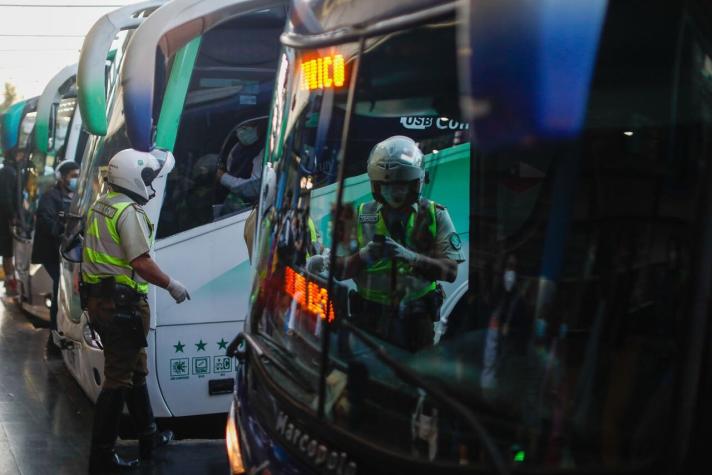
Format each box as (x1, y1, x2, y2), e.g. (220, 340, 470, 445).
(155, 11, 283, 239)
(51, 97, 77, 163)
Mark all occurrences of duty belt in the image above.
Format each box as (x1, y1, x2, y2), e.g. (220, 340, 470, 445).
(83, 279, 146, 304)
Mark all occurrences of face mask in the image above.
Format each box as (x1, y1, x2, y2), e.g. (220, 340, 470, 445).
(380, 183, 410, 208)
(503, 269, 516, 292)
(67, 177, 78, 192)
(237, 127, 259, 146)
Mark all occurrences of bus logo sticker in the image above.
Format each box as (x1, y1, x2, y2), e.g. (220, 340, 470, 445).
(400, 116, 470, 131)
(192, 357, 210, 376)
(400, 116, 432, 130)
(276, 411, 357, 475)
(214, 356, 232, 374)
(170, 358, 189, 380)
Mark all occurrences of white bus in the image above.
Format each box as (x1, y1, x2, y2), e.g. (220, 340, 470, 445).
(58, 0, 287, 418)
(14, 64, 84, 322)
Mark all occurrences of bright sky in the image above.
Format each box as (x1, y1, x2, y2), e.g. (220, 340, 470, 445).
(0, 0, 129, 102)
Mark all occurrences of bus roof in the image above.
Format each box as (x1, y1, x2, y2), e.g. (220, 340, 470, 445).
(282, 0, 455, 48)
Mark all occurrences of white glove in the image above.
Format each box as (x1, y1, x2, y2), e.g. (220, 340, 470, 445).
(306, 254, 327, 274)
(383, 236, 419, 265)
(358, 240, 383, 265)
(166, 278, 190, 304)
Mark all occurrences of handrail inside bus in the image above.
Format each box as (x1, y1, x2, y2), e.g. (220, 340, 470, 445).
(120, 0, 286, 152)
(77, 0, 167, 136)
(35, 64, 77, 155)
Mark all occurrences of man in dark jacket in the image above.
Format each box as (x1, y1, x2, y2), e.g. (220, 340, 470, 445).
(32, 160, 79, 352)
(0, 151, 19, 296)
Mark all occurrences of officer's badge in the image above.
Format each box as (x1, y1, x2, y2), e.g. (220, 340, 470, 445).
(359, 214, 378, 224)
(449, 232, 462, 250)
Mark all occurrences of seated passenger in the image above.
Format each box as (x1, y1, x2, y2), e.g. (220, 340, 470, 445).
(217, 124, 264, 215)
(329, 136, 464, 352)
(216, 123, 263, 200)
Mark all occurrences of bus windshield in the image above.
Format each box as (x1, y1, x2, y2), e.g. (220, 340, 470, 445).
(247, 1, 709, 471)
(249, 15, 474, 465)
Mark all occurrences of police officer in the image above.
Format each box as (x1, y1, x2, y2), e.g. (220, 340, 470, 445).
(83, 149, 190, 472)
(333, 136, 463, 351)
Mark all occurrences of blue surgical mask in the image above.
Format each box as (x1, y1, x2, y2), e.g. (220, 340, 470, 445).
(237, 126, 259, 146)
(68, 177, 78, 192)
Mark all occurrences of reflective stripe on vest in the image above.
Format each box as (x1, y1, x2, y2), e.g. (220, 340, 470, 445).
(82, 192, 152, 294)
(307, 217, 318, 258)
(355, 200, 437, 305)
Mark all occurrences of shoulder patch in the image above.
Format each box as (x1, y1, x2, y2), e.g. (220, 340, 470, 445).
(359, 214, 378, 224)
(92, 201, 118, 219)
(449, 232, 462, 250)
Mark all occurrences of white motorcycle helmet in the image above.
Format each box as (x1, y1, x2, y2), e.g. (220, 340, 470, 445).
(366, 135, 425, 207)
(107, 148, 161, 204)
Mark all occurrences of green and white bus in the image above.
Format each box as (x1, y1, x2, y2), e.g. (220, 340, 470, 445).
(58, 0, 288, 418)
(13, 64, 84, 321)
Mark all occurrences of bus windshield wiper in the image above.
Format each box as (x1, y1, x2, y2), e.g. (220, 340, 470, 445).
(254, 331, 318, 394)
(339, 319, 510, 475)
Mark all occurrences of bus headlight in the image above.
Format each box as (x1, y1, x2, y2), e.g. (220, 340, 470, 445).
(226, 400, 246, 474)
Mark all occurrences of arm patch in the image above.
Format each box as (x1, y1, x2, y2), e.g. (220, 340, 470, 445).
(91, 201, 118, 219)
(449, 232, 462, 250)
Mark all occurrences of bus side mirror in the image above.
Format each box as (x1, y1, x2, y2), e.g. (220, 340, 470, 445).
(227, 333, 247, 362)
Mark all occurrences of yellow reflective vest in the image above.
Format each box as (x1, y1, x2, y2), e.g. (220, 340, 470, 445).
(355, 200, 437, 305)
(82, 192, 153, 294)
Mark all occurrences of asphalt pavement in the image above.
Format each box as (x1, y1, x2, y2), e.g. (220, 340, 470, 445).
(0, 286, 229, 474)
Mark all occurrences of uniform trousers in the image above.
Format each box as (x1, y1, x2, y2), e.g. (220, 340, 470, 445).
(87, 296, 150, 389)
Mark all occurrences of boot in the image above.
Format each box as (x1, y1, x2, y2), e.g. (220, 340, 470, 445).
(89, 388, 139, 473)
(125, 383, 174, 461)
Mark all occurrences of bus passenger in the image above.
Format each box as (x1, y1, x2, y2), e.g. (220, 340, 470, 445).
(32, 159, 79, 355)
(333, 136, 463, 352)
(0, 150, 18, 296)
(216, 124, 263, 209)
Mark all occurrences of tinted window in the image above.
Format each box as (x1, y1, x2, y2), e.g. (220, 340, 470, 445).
(156, 11, 284, 239)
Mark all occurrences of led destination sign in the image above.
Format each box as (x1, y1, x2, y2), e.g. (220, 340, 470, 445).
(300, 53, 346, 91)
